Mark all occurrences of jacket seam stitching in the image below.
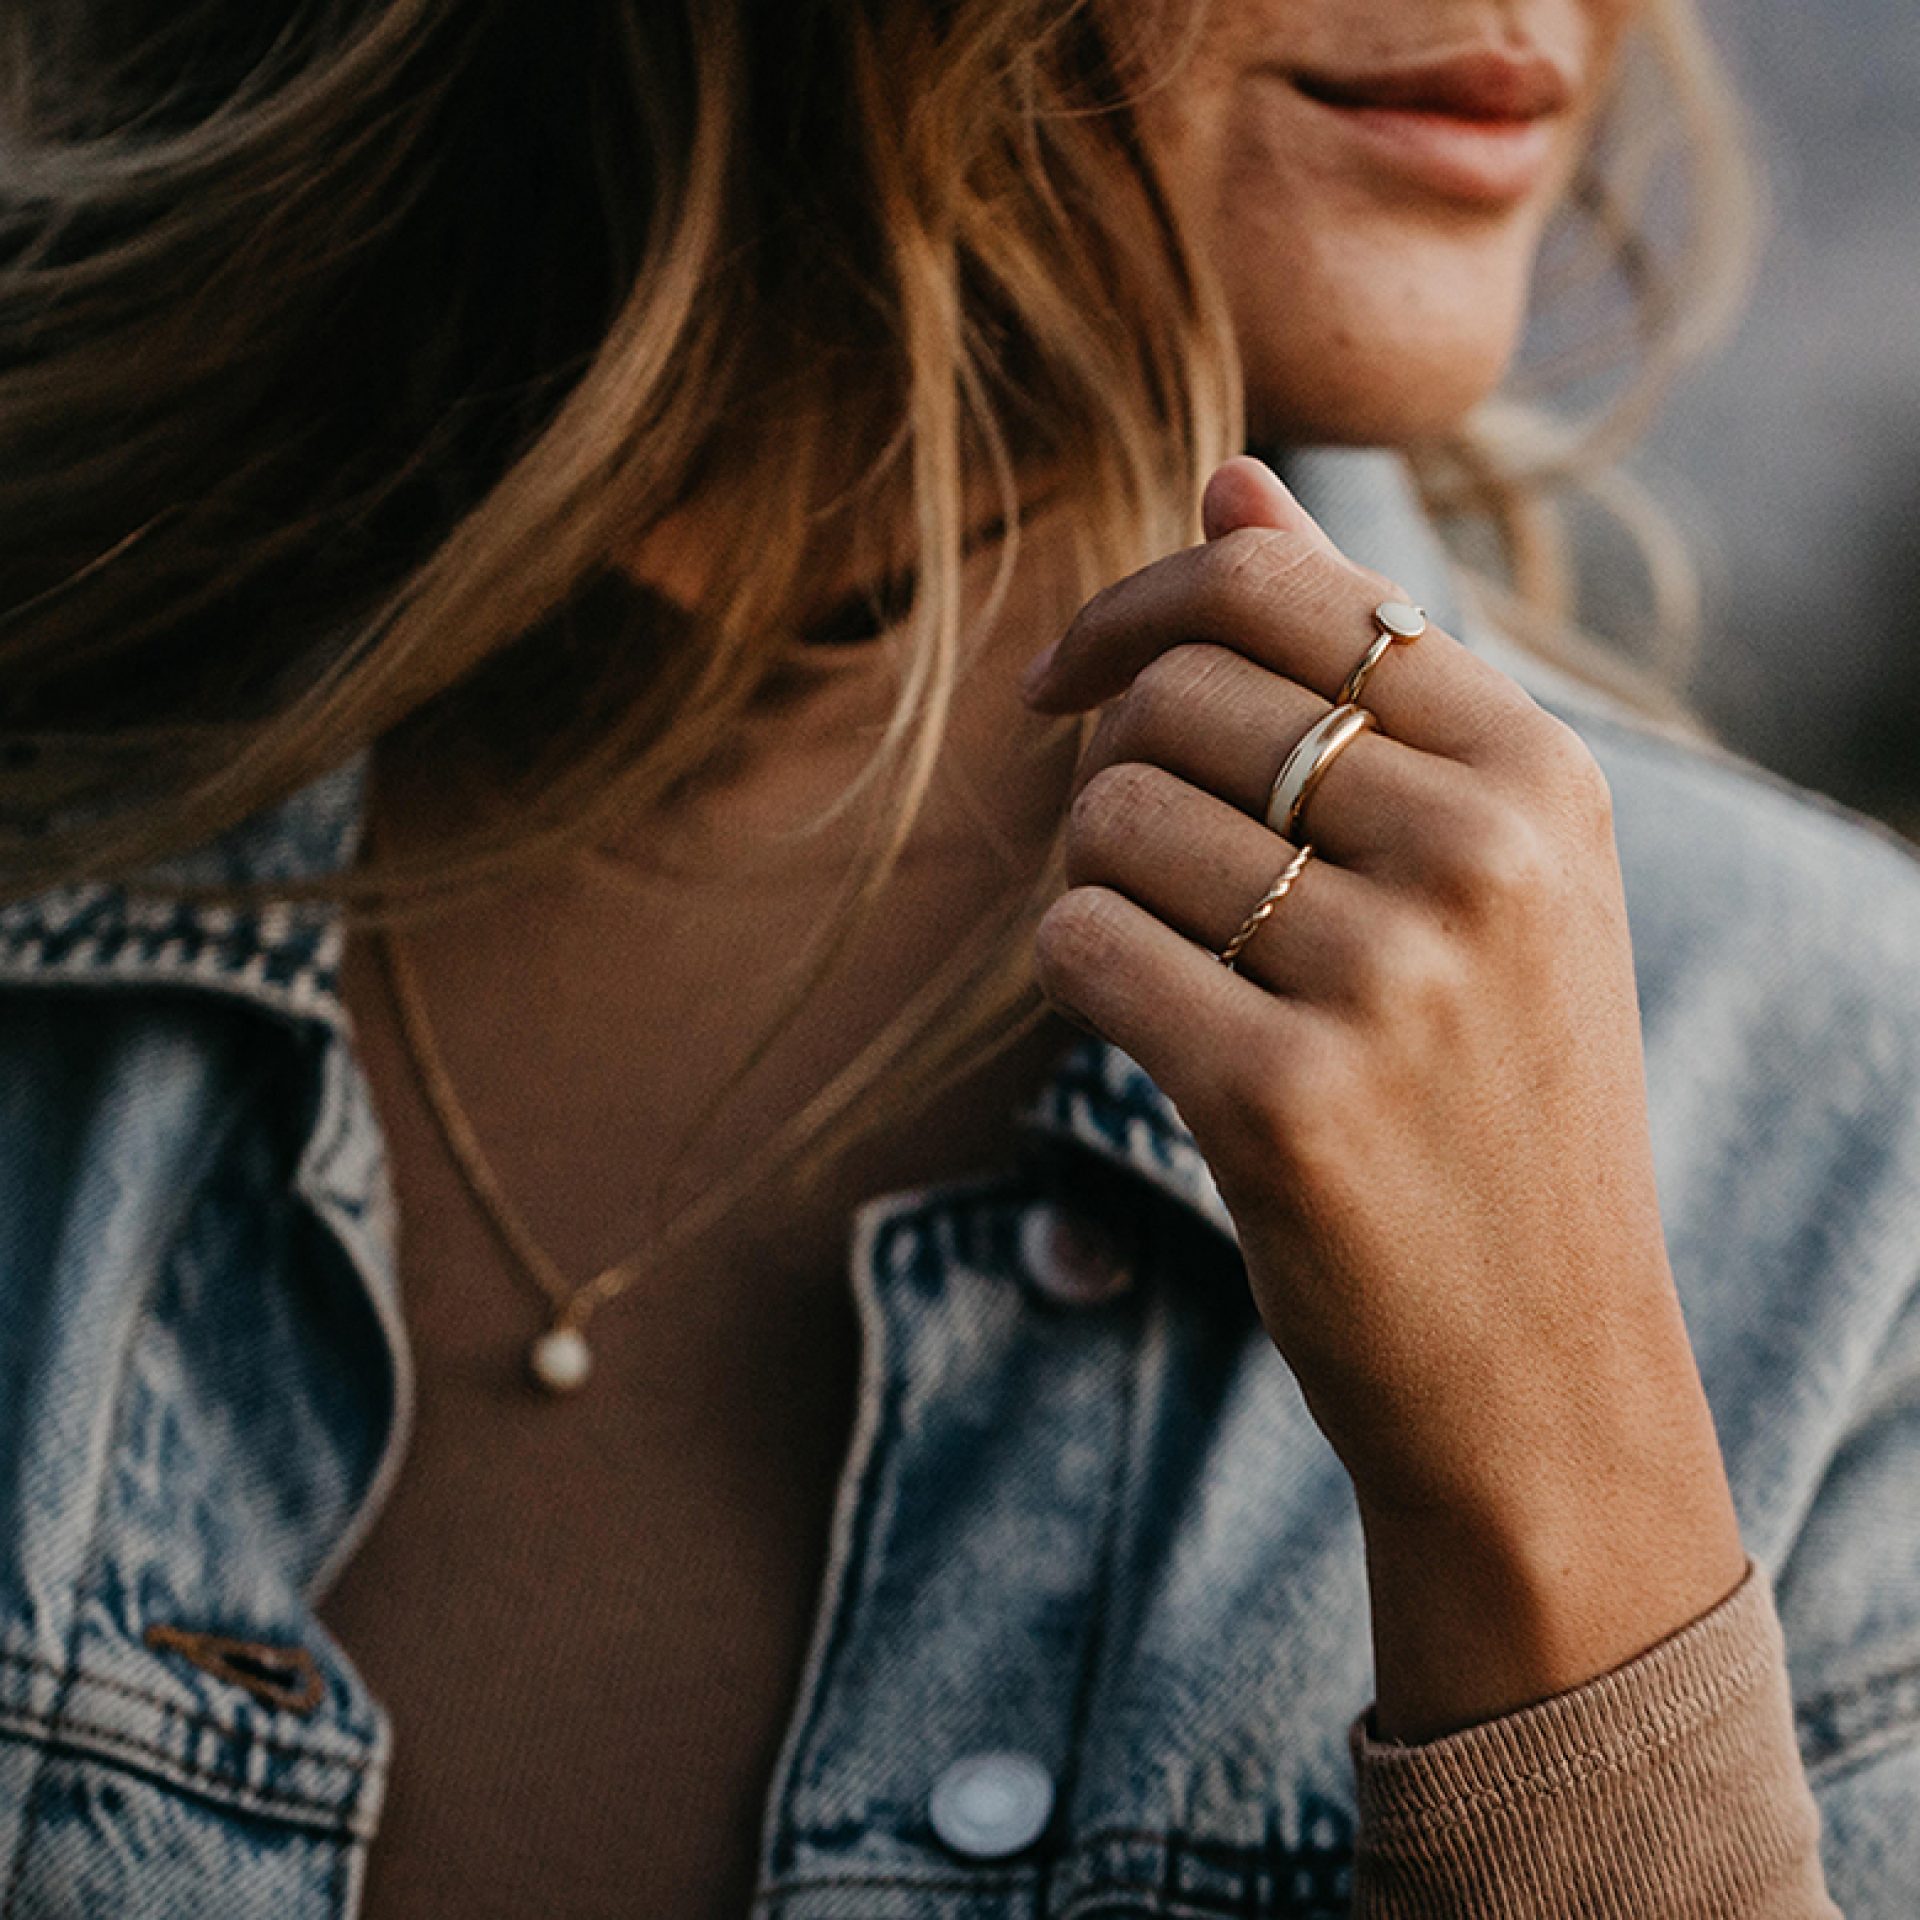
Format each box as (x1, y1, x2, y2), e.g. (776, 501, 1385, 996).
(762, 1824, 1285, 1860)
(1055, 1896, 1290, 1920)
(757, 1200, 921, 1883)
(753, 1857, 1306, 1912)
(0, 943, 343, 1034)
(1038, 1257, 1147, 1918)
(0, 1649, 373, 1770)
(753, 1880, 1294, 1919)
(0, 1711, 368, 1822)
(754, 1867, 1036, 1902)
(1018, 1079, 1232, 1250)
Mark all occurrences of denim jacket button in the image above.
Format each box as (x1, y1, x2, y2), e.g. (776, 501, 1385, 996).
(1018, 1201, 1133, 1306)
(928, 1750, 1055, 1859)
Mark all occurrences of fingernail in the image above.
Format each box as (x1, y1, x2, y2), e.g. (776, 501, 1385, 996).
(1020, 638, 1059, 698)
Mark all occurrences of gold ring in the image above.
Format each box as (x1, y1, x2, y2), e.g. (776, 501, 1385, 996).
(1218, 842, 1315, 972)
(1264, 704, 1376, 841)
(1337, 600, 1427, 707)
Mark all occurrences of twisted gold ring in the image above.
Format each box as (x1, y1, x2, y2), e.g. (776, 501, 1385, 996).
(1218, 842, 1315, 972)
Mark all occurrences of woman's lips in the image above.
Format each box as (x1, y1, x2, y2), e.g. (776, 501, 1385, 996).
(1290, 49, 1576, 121)
(1268, 49, 1578, 207)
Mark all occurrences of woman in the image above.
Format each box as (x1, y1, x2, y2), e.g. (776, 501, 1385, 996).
(1, 0, 1915, 1915)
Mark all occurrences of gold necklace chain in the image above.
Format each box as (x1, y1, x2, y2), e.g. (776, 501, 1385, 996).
(373, 896, 796, 1397)
(374, 920, 656, 1393)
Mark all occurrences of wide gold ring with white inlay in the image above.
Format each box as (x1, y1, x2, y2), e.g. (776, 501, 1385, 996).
(1263, 702, 1378, 842)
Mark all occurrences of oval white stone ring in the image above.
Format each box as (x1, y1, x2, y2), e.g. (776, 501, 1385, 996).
(1337, 600, 1428, 708)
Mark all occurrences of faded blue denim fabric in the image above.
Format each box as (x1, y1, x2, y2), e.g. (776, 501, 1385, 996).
(1, 448, 1917, 1918)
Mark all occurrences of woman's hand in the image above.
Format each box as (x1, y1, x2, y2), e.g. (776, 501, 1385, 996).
(1024, 456, 1746, 1741)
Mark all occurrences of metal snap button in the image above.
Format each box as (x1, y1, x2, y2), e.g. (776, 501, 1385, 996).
(1018, 1201, 1133, 1306)
(927, 1750, 1055, 1859)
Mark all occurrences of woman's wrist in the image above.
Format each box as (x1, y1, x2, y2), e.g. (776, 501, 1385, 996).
(1353, 1397, 1748, 1744)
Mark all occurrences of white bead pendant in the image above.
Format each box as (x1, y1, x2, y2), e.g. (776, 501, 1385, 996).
(528, 1323, 592, 1395)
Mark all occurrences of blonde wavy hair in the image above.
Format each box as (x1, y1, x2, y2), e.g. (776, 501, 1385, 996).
(0, 0, 1757, 1247)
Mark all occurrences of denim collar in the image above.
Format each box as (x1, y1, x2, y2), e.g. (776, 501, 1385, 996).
(0, 447, 1481, 1244)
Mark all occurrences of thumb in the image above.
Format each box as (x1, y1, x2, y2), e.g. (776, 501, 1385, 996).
(1201, 455, 1343, 558)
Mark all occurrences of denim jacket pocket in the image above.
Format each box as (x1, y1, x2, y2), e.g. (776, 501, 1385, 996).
(0, 1607, 385, 1919)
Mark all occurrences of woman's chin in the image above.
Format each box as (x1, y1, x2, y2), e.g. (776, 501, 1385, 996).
(1227, 235, 1536, 448)
(1244, 336, 1519, 450)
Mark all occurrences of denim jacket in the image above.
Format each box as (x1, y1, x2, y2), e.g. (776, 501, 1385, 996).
(2, 448, 1918, 1919)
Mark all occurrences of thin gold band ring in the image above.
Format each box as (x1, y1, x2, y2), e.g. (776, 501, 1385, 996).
(1339, 599, 1428, 706)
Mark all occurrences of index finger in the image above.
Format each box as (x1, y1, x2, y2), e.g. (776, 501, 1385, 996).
(1022, 525, 1540, 767)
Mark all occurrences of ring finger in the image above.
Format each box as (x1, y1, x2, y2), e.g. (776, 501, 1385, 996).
(1064, 759, 1399, 1006)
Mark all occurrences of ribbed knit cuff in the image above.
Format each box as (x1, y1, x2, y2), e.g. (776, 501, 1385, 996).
(1348, 1559, 1839, 1918)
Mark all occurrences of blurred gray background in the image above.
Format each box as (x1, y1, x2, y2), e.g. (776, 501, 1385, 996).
(1624, 0, 1920, 840)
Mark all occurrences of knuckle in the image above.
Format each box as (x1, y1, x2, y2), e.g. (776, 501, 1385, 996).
(1341, 910, 1462, 1016)
(1515, 709, 1613, 820)
(1549, 722, 1615, 831)
(1193, 525, 1321, 623)
(1068, 758, 1166, 850)
(1127, 642, 1235, 732)
(1432, 797, 1560, 912)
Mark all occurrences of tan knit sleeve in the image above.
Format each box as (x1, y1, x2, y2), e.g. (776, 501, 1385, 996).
(1347, 1559, 1839, 1918)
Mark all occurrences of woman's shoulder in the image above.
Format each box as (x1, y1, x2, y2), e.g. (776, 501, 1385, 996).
(0, 760, 369, 1294)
